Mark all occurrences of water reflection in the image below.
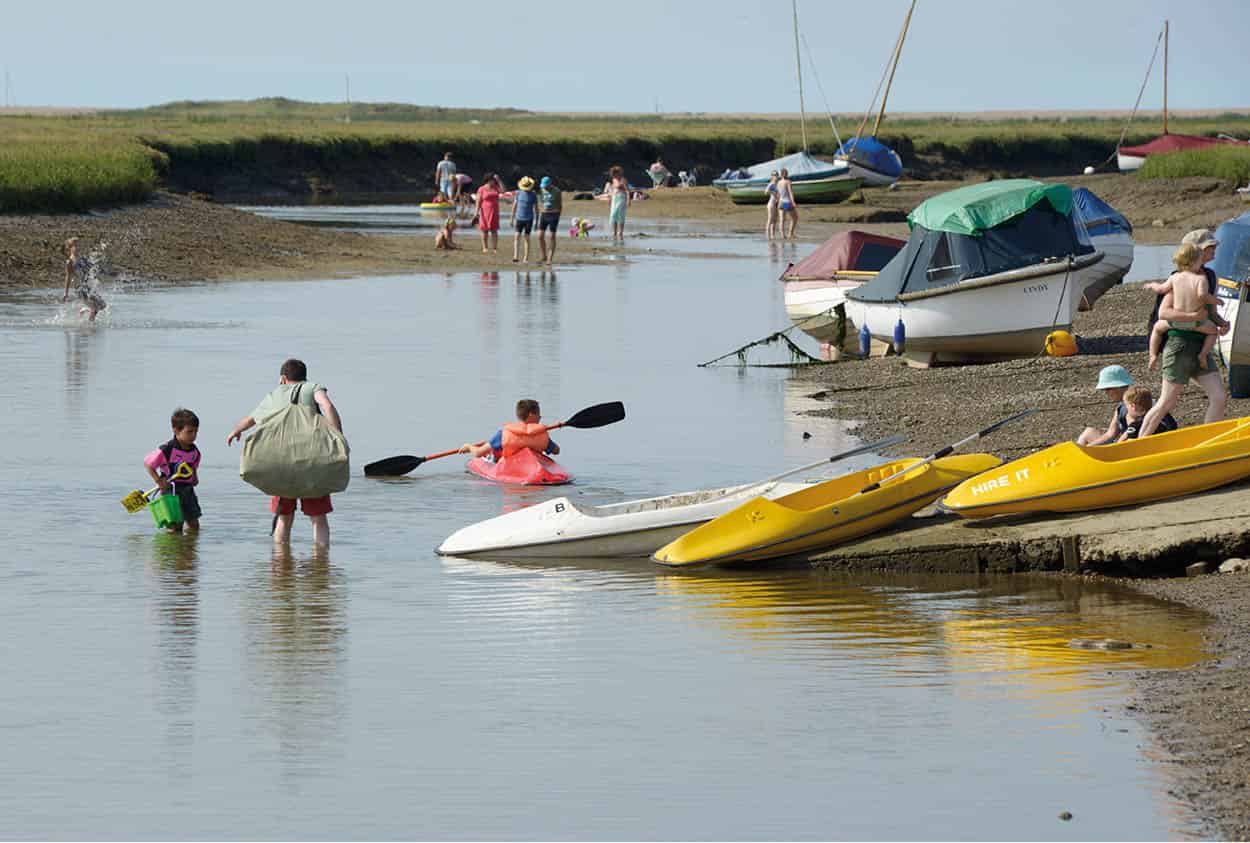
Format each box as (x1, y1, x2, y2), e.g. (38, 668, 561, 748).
(63, 327, 95, 420)
(243, 547, 348, 778)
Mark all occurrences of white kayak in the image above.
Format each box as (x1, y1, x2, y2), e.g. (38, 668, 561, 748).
(436, 480, 807, 559)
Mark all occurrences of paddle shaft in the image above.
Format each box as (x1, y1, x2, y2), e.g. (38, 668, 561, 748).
(728, 434, 908, 496)
(858, 408, 1037, 494)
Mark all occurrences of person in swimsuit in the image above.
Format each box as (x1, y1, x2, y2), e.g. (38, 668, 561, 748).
(144, 408, 203, 534)
(607, 165, 630, 241)
(476, 174, 502, 254)
(777, 168, 799, 241)
(61, 237, 106, 321)
(764, 171, 781, 240)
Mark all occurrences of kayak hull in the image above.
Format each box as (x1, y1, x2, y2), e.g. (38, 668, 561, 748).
(437, 481, 806, 558)
(940, 416, 1250, 518)
(466, 451, 572, 486)
(652, 454, 1002, 567)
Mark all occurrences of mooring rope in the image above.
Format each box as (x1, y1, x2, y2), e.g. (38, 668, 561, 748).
(698, 304, 847, 368)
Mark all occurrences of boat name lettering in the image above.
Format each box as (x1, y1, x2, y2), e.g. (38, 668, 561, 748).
(1023, 283, 1050, 295)
(969, 467, 1030, 497)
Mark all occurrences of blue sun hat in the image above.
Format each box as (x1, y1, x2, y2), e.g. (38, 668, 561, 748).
(540, 176, 552, 188)
(1095, 364, 1134, 390)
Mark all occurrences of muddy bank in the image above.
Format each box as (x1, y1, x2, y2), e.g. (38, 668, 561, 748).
(1125, 574, 1250, 841)
(797, 283, 1250, 461)
(0, 192, 616, 288)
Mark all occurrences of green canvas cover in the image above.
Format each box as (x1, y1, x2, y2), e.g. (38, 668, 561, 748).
(240, 400, 350, 499)
(907, 179, 1074, 236)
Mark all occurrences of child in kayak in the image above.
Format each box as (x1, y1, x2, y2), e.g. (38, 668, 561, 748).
(461, 399, 560, 460)
(1116, 386, 1177, 441)
(144, 408, 202, 533)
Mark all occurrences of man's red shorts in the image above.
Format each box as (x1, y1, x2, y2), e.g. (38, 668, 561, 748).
(269, 495, 333, 517)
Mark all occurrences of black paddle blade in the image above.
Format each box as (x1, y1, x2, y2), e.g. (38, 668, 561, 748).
(363, 455, 424, 477)
(562, 401, 626, 429)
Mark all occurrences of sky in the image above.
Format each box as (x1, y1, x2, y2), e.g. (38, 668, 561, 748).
(1, 0, 1247, 114)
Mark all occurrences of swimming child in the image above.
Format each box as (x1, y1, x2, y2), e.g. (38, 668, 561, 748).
(1145, 242, 1222, 370)
(1116, 386, 1178, 441)
(434, 217, 460, 250)
(61, 237, 106, 321)
(460, 399, 560, 460)
(143, 408, 203, 533)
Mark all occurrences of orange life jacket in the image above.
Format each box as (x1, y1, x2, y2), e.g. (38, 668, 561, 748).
(500, 422, 549, 457)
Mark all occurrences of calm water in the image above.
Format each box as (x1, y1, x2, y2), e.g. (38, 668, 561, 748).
(0, 229, 1210, 840)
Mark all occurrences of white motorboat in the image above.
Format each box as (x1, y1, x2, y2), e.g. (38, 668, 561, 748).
(1212, 212, 1250, 396)
(844, 179, 1106, 364)
(437, 480, 807, 559)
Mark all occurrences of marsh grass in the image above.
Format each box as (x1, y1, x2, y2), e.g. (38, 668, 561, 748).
(1137, 145, 1250, 183)
(3, 101, 1249, 210)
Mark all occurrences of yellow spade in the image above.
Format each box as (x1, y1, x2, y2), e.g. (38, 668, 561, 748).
(120, 463, 193, 513)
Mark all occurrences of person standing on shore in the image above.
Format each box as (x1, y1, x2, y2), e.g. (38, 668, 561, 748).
(510, 176, 539, 264)
(1137, 248, 1230, 438)
(476, 174, 501, 254)
(61, 237, 106, 321)
(227, 358, 344, 548)
(536, 176, 562, 265)
(778, 168, 799, 240)
(607, 165, 630, 241)
(435, 152, 457, 202)
(764, 171, 781, 240)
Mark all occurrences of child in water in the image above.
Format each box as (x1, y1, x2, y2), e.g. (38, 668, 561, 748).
(434, 218, 460, 250)
(143, 408, 203, 533)
(61, 237, 107, 321)
(1144, 242, 1222, 370)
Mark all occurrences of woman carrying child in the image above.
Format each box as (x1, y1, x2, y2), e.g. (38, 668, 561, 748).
(1143, 242, 1223, 371)
(1137, 237, 1230, 438)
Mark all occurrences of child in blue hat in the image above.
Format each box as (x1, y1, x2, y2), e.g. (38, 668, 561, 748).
(1076, 365, 1175, 445)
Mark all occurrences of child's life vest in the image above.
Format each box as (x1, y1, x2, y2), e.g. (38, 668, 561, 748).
(500, 422, 550, 457)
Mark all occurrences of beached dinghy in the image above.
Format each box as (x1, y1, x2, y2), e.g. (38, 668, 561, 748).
(1071, 187, 1134, 310)
(1211, 211, 1250, 395)
(782, 231, 904, 347)
(940, 417, 1250, 519)
(440, 435, 907, 558)
(843, 180, 1105, 365)
(652, 454, 1001, 568)
(438, 480, 808, 559)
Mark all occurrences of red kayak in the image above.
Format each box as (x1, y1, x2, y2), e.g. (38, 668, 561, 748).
(466, 450, 573, 486)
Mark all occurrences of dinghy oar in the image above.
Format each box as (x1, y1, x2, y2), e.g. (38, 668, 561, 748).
(363, 401, 627, 477)
(858, 408, 1038, 495)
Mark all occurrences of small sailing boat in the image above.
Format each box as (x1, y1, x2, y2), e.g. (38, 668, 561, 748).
(1117, 21, 1244, 172)
(834, 0, 912, 187)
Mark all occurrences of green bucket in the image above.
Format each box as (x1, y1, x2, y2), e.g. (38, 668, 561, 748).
(149, 493, 183, 529)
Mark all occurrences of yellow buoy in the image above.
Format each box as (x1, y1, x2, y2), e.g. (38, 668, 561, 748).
(1045, 330, 1077, 357)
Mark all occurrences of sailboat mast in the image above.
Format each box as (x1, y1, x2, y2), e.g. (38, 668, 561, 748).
(1162, 19, 1169, 134)
(873, 0, 915, 138)
(792, 0, 809, 152)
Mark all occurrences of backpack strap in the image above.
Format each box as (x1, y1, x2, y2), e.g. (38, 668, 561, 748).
(291, 383, 303, 405)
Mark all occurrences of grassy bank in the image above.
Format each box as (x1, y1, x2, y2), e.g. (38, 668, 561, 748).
(3, 100, 1249, 210)
(1138, 145, 1250, 184)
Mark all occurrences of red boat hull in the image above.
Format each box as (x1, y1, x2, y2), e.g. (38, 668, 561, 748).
(466, 451, 573, 486)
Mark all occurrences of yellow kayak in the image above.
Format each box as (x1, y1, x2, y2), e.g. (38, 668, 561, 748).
(940, 416, 1250, 519)
(420, 202, 455, 210)
(652, 453, 1002, 567)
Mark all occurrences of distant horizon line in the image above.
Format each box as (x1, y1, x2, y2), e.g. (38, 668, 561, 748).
(1, 101, 1249, 121)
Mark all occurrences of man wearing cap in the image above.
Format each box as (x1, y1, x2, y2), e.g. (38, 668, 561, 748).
(536, 175, 562, 265)
(1138, 228, 1230, 437)
(1076, 365, 1171, 445)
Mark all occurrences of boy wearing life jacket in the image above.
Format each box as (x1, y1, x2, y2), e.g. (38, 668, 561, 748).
(461, 399, 560, 460)
(144, 407, 202, 533)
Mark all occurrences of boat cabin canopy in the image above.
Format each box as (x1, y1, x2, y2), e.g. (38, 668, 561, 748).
(715, 150, 840, 183)
(1072, 187, 1132, 237)
(835, 136, 903, 179)
(850, 181, 1093, 303)
(782, 230, 905, 281)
